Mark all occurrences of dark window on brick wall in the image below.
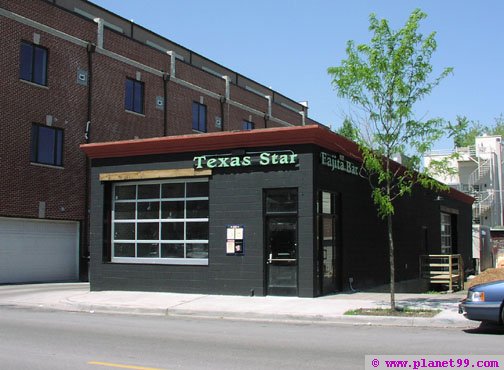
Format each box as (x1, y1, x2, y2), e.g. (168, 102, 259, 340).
(30, 124, 64, 167)
(243, 120, 254, 130)
(192, 102, 207, 132)
(20, 41, 48, 86)
(125, 78, 144, 114)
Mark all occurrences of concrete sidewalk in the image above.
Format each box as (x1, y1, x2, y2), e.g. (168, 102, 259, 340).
(0, 283, 477, 328)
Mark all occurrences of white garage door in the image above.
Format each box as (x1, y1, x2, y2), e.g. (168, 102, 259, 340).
(0, 217, 79, 284)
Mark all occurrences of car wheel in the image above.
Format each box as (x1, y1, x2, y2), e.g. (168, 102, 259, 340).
(501, 304, 504, 326)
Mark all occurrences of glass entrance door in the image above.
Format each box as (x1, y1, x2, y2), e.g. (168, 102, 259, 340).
(266, 217, 298, 296)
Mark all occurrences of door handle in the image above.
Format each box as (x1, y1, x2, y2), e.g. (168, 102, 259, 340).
(268, 258, 296, 263)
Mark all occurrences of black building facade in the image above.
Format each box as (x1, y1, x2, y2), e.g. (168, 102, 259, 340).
(82, 125, 473, 297)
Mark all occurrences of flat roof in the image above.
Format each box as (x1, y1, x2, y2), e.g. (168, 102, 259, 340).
(80, 125, 474, 205)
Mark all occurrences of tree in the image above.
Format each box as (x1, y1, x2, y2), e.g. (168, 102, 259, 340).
(328, 9, 456, 310)
(450, 116, 484, 148)
(337, 117, 359, 141)
(451, 114, 504, 148)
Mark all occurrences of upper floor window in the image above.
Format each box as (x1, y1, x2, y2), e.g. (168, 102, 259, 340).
(20, 41, 48, 86)
(243, 120, 254, 131)
(30, 124, 63, 167)
(125, 78, 144, 114)
(192, 102, 207, 132)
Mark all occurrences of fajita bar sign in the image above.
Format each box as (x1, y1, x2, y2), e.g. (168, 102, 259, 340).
(194, 151, 298, 169)
(320, 152, 359, 176)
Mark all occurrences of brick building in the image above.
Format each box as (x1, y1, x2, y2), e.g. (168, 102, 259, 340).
(81, 126, 473, 296)
(0, 0, 315, 283)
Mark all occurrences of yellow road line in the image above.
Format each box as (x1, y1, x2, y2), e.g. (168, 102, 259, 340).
(87, 361, 165, 370)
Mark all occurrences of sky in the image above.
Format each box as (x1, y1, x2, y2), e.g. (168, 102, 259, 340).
(91, 0, 504, 150)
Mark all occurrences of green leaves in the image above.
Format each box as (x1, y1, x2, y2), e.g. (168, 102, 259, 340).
(328, 9, 453, 218)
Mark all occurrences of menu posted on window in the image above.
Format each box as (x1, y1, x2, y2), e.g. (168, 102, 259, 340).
(226, 225, 244, 255)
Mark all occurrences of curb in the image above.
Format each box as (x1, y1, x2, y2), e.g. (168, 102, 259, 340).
(0, 301, 478, 329)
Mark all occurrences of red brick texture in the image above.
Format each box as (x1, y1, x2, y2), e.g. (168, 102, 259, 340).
(0, 0, 314, 222)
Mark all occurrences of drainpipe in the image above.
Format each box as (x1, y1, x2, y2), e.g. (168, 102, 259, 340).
(223, 75, 230, 101)
(93, 18, 104, 49)
(83, 42, 96, 281)
(300, 110, 306, 126)
(265, 95, 272, 128)
(167, 51, 176, 78)
(85, 43, 95, 143)
(163, 72, 169, 136)
(219, 96, 225, 131)
(220, 75, 230, 131)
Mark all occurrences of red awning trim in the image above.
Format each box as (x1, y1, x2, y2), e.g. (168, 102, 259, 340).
(80, 125, 474, 205)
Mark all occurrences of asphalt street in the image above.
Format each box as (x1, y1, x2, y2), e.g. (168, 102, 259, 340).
(0, 307, 502, 370)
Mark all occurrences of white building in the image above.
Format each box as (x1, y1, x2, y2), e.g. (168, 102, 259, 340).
(424, 135, 504, 227)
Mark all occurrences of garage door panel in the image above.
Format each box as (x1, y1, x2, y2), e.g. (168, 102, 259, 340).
(0, 218, 79, 284)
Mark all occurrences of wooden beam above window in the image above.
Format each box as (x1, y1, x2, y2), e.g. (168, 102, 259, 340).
(99, 168, 211, 182)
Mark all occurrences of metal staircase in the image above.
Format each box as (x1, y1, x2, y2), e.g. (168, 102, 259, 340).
(472, 191, 494, 224)
(466, 146, 494, 224)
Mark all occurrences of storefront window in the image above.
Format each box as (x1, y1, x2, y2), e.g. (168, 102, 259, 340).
(111, 179, 209, 265)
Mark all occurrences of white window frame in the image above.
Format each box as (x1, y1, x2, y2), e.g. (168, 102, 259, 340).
(111, 178, 209, 265)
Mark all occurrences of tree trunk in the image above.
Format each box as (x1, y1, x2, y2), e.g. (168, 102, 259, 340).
(387, 213, 396, 311)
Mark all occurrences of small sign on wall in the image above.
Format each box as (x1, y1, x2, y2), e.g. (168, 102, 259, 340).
(226, 225, 244, 255)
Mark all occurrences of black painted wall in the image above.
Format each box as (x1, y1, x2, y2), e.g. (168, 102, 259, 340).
(314, 149, 472, 291)
(89, 146, 316, 296)
(89, 145, 472, 296)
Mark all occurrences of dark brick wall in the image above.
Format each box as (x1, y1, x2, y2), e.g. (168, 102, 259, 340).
(89, 148, 315, 296)
(315, 150, 473, 291)
(89, 146, 472, 296)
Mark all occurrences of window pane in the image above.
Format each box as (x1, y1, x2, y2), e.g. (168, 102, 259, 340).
(187, 182, 208, 197)
(186, 200, 208, 218)
(114, 243, 135, 257)
(192, 102, 199, 130)
(137, 201, 159, 219)
(30, 125, 38, 162)
(198, 104, 207, 132)
(243, 120, 253, 130)
(115, 202, 135, 219)
(137, 243, 159, 258)
(115, 185, 136, 200)
(161, 243, 184, 258)
(323, 216, 334, 240)
(133, 81, 144, 113)
(33, 46, 47, 85)
(37, 126, 56, 165)
(187, 243, 208, 259)
(125, 79, 134, 111)
(162, 183, 185, 198)
(186, 222, 208, 240)
(55, 130, 63, 166)
(20, 42, 33, 81)
(138, 184, 159, 199)
(266, 189, 298, 213)
(114, 223, 135, 240)
(161, 222, 184, 240)
(161, 201, 184, 219)
(322, 192, 332, 214)
(137, 222, 159, 240)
